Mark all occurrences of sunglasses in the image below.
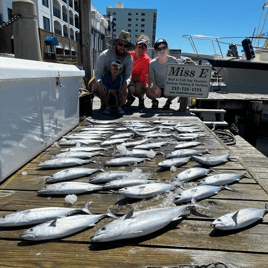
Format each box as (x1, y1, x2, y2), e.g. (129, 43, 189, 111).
(110, 65, 122, 70)
(156, 45, 168, 52)
(137, 44, 146, 49)
(118, 42, 129, 49)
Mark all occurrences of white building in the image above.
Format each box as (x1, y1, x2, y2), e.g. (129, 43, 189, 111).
(106, 2, 157, 58)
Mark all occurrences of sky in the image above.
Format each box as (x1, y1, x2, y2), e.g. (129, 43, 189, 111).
(92, 0, 268, 55)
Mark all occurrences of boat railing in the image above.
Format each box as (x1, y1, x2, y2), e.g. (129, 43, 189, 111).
(182, 34, 268, 57)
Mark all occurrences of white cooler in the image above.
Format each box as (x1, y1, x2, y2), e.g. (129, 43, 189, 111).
(0, 57, 85, 182)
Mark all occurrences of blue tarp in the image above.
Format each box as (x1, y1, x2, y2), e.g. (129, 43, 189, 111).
(45, 37, 59, 45)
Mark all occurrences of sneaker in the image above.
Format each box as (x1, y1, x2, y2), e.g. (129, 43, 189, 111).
(102, 107, 111, 115)
(117, 107, 125, 115)
(125, 95, 136, 107)
(138, 98, 145, 108)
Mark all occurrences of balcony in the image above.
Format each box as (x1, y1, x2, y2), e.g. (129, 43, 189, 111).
(54, 29, 62, 35)
(63, 13, 67, 22)
(53, 7, 61, 19)
(69, 17, 73, 25)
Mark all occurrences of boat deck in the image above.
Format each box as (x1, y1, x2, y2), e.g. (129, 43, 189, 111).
(1, 97, 268, 267)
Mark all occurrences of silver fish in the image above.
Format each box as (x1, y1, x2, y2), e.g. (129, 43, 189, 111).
(101, 138, 130, 146)
(172, 167, 213, 183)
(104, 157, 151, 166)
(115, 149, 163, 158)
(211, 205, 268, 230)
(103, 178, 152, 190)
(174, 127, 204, 133)
(174, 185, 233, 204)
(174, 122, 197, 127)
(127, 128, 158, 137)
(50, 152, 105, 160)
(60, 147, 107, 153)
(123, 139, 148, 148)
(62, 135, 106, 140)
(174, 141, 203, 149)
(133, 127, 159, 132)
(115, 127, 128, 131)
(80, 127, 115, 131)
(110, 133, 134, 139)
(158, 157, 191, 168)
(161, 120, 179, 126)
(173, 134, 203, 141)
(86, 118, 115, 124)
(199, 172, 253, 186)
(37, 158, 96, 169)
(20, 213, 107, 241)
(0, 202, 92, 227)
(134, 141, 169, 149)
(191, 152, 231, 166)
(59, 140, 103, 146)
(166, 149, 210, 159)
(89, 171, 133, 184)
(45, 168, 103, 183)
(38, 182, 102, 195)
(91, 200, 204, 242)
(79, 130, 113, 134)
(118, 183, 175, 199)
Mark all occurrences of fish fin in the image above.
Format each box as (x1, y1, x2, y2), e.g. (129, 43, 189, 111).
(265, 204, 268, 212)
(22, 210, 31, 215)
(82, 202, 92, 215)
(191, 197, 210, 210)
(170, 216, 182, 222)
(90, 160, 98, 164)
(244, 173, 254, 179)
(124, 209, 134, 220)
(106, 208, 118, 219)
(231, 211, 239, 225)
(206, 149, 212, 154)
(223, 185, 237, 192)
(49, 219, 57, 227)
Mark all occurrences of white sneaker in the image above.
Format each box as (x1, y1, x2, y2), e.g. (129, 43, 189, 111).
(117, 107, 125, 114)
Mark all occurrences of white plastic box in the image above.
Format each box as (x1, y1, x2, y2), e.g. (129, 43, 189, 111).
(0, 57, 85, 182)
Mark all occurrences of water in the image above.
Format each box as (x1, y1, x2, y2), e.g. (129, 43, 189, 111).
(256, 135, 268, 157)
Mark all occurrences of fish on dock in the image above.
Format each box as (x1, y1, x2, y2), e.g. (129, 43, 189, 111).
(191, 152, 232, 166)
(158, 157, 191, 168)
(174, 141, 204, 149)
(50, 152, 105, 160)
(134, 141, 169, 150)
(165, 149, 210, 159)
(89, 171, 134, 184)
(59, 139, 103, 146)
(101, 138, 130, 146)
(37, 158, 96, 169)
(104, 157, 152, 166)
(102, 178, 152, 190)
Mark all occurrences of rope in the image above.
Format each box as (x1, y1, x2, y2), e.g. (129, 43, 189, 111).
(0, 15, 20, 30)
(213, 129, 237, 145)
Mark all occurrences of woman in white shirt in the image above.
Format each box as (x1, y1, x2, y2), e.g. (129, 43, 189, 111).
(147, 39, 180, 110)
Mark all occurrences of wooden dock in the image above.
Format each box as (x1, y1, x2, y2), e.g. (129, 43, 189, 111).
(1, 97, 268, 267)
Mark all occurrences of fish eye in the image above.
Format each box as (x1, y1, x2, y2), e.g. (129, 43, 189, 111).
(101, 227, 106, 231)
(2, 215, 5, 219)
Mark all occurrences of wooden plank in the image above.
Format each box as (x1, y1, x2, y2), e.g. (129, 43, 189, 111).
(0, 240, 268, 268)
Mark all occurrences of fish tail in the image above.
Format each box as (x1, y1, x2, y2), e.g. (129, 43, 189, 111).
(244, 173, 254, 179)
(106, 207, 118, 218)
(265, 204, 268, 212)
(190, 198, 209, 210)
(223, 185, 237, 192)
(82, 202, 92, 214)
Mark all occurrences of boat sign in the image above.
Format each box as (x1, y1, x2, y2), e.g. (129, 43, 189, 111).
(164, 64, 212, 98)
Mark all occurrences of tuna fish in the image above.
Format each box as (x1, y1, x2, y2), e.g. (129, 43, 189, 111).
(37, 158, 96, 169)
(45, 168, 103, 183)
(20, 213, 107, 241)
(109, 133, 134, 139)
(62, 135, 106, 140)
(60, 147, 107, 153)
(38, 182, 102, 195)
(191, 152, 232, 166)
(104, 157, 151, 166)
(50, 152, 105, 160)
(158, 157, 191, 168)
(173, 134, 205, 141)
(90, 199, 204, 242)
(79, 130, 113, 134)
(174, 185, 234, 204)
(174, 127, 204, 133)
(166, 149, 210, 159)
(80, 127, 115, 131)
(172, 167, 213, 183)
(174, 141, 203, 149)
(0, 202, 92, 227)
(118, 183, 175, 199)
(123, 139, 148, 148)
(115, 149, 163, 158)
(103, 178, 152, 190)
(133, 127, 159, 132)
(174, 122, 197, 127)
(86, 118, 115, 124)
(198, 172, 253, 186)
(89, 171, 133, 184)
(211, 205, 268, 230)
(134, 141, 169, 150)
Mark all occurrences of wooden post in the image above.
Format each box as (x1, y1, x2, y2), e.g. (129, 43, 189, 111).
(244, 101, 262, 146)
(77, 0, 92, 86)
(179, 97, 188, 112)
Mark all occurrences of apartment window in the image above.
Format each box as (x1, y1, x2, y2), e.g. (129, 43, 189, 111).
(141, 24, 145, 27)
(42, 0, 49, 7)
(135, 24, 138, 26)
(136, 13, 138, 15)
(128, 24, 131, 27)
(128, 12, 132, 15)
(43, 16, 50, 31)
(128, 29, 131, 32)
(141, 30, 144, 32)
(141, 13, 145, 16)
(113, 12, 116, 15)
(136, 18, 138, 21)
(113, 29, 116, 32)
(141, 19, 145, 21)
(128, 18, 132, 21)
(135, 29, 138, 32)
(113, 18, 116, 21)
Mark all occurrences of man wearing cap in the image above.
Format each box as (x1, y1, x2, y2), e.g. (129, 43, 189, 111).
(90, 30, 135, 113)
(126, 34, 151, 108)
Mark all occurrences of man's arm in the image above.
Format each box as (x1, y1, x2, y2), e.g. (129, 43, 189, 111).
(94, 51, 108, 82)
(123, 54, 133, 86)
